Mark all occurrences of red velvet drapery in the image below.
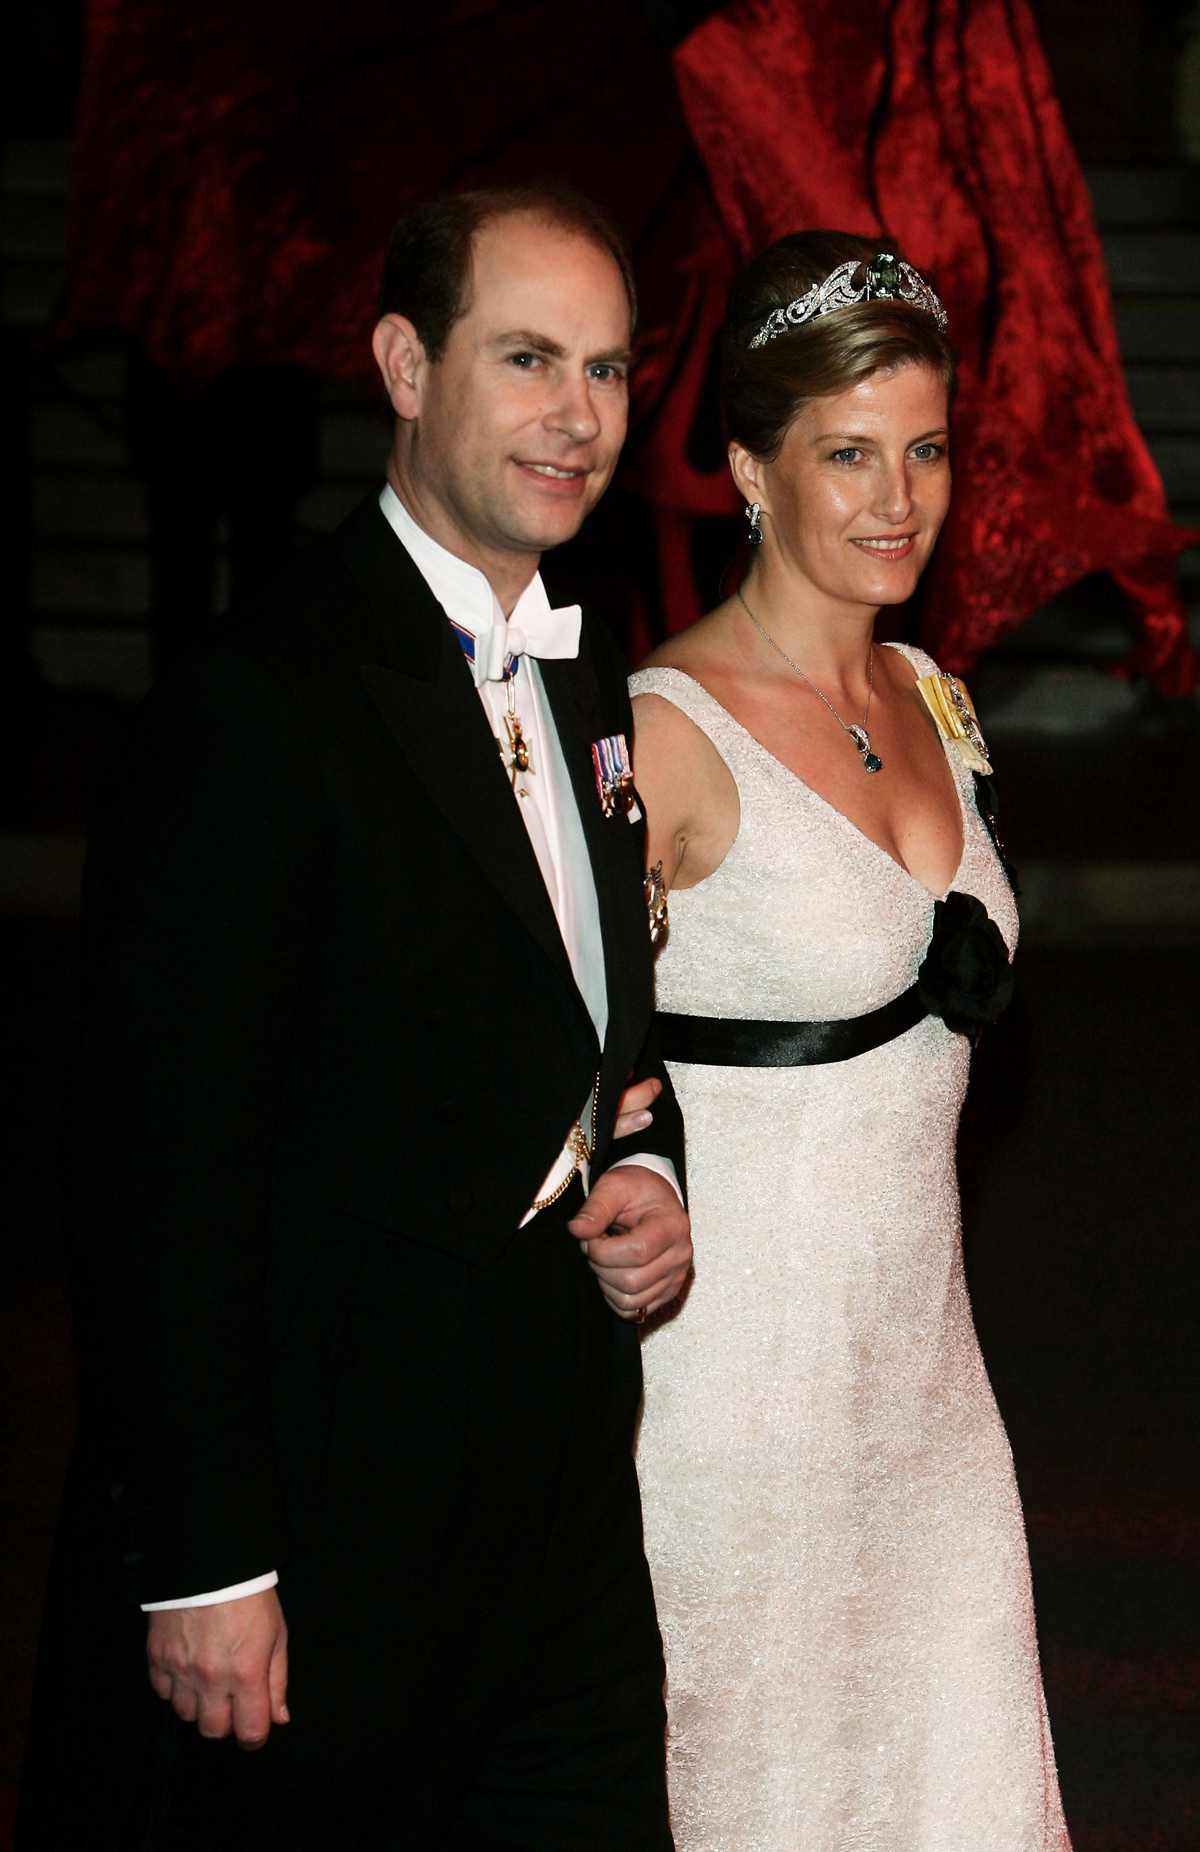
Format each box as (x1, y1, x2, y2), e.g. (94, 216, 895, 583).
(665, 0, 1198, 689)
(57, 0, 694, 387)
(58, 0, 1197, 688)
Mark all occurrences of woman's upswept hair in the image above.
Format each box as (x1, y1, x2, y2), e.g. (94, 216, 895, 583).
(721, 230, 956, 461)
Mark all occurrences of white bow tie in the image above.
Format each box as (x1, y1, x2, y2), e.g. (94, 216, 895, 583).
(459, 593, 583, 688)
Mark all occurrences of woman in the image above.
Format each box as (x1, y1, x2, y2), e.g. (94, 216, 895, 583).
(626, 233, 1070, 1848)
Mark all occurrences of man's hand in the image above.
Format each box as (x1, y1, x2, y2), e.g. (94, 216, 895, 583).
(147, 1587, 289, 1750)
(568, 1163, 692, 1321)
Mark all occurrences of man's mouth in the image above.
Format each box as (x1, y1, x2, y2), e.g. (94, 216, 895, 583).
(521, 462, 586, 480)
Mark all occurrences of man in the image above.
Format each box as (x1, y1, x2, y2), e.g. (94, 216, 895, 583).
(19, 187, 691, 1850)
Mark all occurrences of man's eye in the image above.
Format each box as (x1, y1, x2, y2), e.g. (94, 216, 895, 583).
(509, 352, 538, 369)
(588, 363, 620, 382)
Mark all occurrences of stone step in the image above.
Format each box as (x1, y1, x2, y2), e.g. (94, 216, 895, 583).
(975, 664, 1148, 734)
(0, 191, 67, 262)
(1, 143, 71, 330)
(986, 601, 1134, 663)
(1018, 862, 1200, 944)
(32, 402, 129, 471)
(33, 474, 149, 542)
(1125, 365, 1200, 430)
(1176, 545, 1200, 587)
(52, 350, 130, 398)
(32, 546, 150, 618)
(1102, 232, 1200, 293)
(26, 627, 153, 704)
(1112, 300, 1200, 364)
(1085, 166, 1200, 231)
(3, 262, 67, 330)
(0, 832, 86, 917)
(1145, 434, 1200, 501)
(1, 139, 70, 197)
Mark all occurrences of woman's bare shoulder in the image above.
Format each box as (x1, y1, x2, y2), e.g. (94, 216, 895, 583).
(635, 601, 737, 677)
(630, 684, 740, 889)
(629, 686, 715, 760)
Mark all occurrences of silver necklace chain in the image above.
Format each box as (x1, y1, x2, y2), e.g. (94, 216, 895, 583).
(736, 587, 883, 774)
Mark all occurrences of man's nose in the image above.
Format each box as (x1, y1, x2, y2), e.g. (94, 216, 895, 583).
(548, 370, 602, 444)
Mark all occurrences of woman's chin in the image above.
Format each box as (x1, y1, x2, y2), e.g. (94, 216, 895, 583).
(843, 568, 924, 609)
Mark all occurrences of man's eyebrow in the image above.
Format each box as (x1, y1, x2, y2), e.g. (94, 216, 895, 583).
(487, 329, 568, 359)
(486, 330, 634, 367)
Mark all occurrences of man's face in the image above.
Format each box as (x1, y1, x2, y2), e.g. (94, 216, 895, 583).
(390, 213, 633, 559)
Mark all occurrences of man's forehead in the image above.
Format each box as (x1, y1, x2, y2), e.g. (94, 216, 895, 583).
(463, 215, 630, 322)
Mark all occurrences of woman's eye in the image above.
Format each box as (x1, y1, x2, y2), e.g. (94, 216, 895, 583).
(911, 443, 946, 461)
(831, 447, 861, 465)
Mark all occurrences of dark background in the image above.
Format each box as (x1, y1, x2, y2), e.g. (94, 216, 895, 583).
(2, 5, 1199, 1849)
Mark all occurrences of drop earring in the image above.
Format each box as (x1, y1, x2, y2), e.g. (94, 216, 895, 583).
(746, 501, 764, 547)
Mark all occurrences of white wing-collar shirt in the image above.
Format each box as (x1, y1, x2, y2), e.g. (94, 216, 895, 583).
(379, 486, 609, 1051)
(143, 485, 678, 1612)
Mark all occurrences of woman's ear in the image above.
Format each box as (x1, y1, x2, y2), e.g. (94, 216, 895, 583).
(728, 441, 763, 509)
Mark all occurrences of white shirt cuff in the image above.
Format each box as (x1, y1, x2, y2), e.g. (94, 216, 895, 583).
(606, 1153, 683, 1204)
(141, 1569, 279, 1612)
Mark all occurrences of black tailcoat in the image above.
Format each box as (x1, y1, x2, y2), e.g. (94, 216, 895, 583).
(18, 495, 684, 1848)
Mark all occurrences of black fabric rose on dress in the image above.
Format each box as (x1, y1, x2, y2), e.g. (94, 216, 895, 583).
(916, 892, 1014, 1038)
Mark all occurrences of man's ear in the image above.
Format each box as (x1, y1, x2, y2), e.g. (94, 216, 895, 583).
(372, 315, 426, 421)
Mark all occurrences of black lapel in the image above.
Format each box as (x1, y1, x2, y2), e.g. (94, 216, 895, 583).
(339, 498, 581, 1004)
(539, 640, 649, 1054)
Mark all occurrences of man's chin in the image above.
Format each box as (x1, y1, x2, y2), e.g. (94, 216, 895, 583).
(500, 498, 598, 556)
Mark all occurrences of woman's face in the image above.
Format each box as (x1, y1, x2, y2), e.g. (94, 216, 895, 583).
(737, 361, 951, 610)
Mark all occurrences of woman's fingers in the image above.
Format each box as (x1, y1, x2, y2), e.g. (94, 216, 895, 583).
(612, 1075, 662, 1141)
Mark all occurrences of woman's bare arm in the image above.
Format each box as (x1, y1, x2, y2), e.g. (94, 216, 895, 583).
(631, 692, 740, 891)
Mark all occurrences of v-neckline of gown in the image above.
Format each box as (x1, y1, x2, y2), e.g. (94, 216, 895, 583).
(660, 660, 968, 904)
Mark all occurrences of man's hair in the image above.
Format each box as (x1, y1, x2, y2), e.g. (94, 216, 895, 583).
(379, 185, 637, 361)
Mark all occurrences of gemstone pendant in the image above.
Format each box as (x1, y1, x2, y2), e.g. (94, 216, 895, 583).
(848, 724, 882, 773)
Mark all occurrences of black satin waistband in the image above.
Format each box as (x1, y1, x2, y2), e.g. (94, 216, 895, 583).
(656, 984, 929, 1067)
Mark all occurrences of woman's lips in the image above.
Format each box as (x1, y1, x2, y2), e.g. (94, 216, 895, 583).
(851, 534, 917, 560)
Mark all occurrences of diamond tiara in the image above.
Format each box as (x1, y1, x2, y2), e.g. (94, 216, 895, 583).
(748, 252, 948, 350)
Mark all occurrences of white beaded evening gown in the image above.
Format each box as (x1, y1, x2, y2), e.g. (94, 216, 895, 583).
(630, 648, 1070, 1852)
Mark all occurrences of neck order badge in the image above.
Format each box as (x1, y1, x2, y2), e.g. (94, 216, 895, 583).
(449, 619, 533, 796)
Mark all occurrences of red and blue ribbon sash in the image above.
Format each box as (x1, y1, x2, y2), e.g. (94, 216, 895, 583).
(449, 618, 519, 682)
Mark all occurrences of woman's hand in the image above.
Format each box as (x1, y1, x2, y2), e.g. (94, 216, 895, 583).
(612, 1075, 662, 1140)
